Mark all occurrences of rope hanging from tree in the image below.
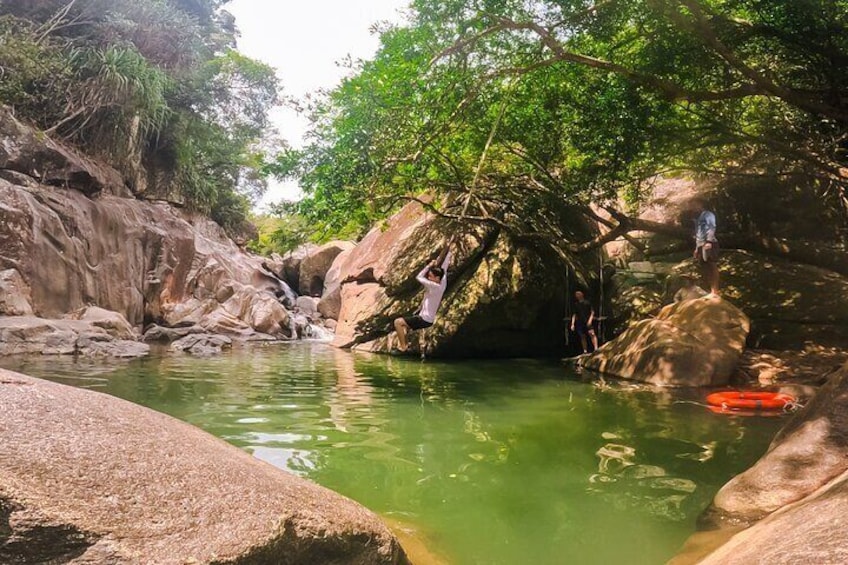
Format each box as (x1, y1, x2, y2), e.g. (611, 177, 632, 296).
(457, 82, 513, 221)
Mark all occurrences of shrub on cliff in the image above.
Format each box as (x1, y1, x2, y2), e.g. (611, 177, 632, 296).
(0, 1, 278, 238)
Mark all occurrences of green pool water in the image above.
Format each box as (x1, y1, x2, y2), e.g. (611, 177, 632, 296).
(1, 343, 785, 565)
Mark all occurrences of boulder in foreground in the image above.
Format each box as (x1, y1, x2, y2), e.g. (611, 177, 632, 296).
(581, 296, 750, 386)
(707, 361, 848, 523)
(693, 362, 848, 564)
(0, 369, 409, 564)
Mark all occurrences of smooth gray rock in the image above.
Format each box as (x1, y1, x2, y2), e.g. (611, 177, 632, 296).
(0, 316, 148, 358)
(0, 368, 409, 564)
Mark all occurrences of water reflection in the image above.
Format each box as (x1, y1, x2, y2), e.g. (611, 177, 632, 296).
(0, 345, 785, 565)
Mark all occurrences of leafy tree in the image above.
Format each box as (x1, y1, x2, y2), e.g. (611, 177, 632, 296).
(282, 0, 847, 252)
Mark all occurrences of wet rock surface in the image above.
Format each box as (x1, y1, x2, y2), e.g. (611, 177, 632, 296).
(0, 368, 410, 564)
(169, 333, 233, 355)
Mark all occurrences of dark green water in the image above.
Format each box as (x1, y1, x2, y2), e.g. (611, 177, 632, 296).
(1, 344, 785, 565)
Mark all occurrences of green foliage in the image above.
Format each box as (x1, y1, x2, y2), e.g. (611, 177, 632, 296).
(249, 203, 312, 255)
(0, 0, 280, 238)
(283, 0, 847, 241)
(0, 17, 71, 124)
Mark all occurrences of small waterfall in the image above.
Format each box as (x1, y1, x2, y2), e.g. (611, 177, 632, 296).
(303, 323, 334, 342)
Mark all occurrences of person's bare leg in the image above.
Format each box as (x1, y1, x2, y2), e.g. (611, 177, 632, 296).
(579, 334, 588, 354)
(589, 330, 598, 351)
(393, 318, 409, 351)
(708, 263, 720, 295)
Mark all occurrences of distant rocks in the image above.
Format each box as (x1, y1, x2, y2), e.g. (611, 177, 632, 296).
(170, 333, 232, 355)
(298, 240, 355, 297)
(580, 296, 750, 387)
(0, 315, 149, 358)
(0, 368, 410, 564)
(0, 104, 342, 351)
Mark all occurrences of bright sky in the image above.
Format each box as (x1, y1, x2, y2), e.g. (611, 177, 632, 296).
(226, 0, 410, 209)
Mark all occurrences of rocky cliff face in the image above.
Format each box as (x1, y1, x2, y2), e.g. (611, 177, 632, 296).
(0, 108, 294, 341)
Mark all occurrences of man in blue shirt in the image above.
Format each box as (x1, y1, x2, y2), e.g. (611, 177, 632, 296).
(692, 199, 720, 295)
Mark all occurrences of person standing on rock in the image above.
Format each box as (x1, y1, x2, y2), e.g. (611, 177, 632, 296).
(391, 236, 455, 353)
(570, 290, 598, 354)
(692, 199, 720, 295)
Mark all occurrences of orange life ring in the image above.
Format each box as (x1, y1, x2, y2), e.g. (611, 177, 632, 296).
(706, 391, 796, 412)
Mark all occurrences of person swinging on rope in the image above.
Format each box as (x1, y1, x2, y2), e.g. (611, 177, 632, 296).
(391, 236, 456, 353)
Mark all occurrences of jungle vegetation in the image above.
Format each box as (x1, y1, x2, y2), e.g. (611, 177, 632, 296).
(0, 0, 278, 237)
(269, 0, 847, 255)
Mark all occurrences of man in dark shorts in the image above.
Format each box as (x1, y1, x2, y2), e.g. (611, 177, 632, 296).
(392, 237, 455, 353)
(570, 290, 598, 354)
(692, 199, 720, 295)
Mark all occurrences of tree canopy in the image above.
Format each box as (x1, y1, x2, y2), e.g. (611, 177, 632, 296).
(274, 0, 847, 250)
(0, 0, 279, 236)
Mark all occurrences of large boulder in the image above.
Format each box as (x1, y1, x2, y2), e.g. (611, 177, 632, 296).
(0, 368, 409, 564)
(716, 250, 848, 349)
(277, 244, 317, 291)
(331, 200, 595, 357)
(580, 296, 750, 386)
(64, 306, 137, 340)
(299, 241, 355, 297)
(317, 247, 356, 320)
(697, 470, 848, 565)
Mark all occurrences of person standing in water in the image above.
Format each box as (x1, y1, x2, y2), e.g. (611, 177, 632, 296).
(692, 198, 720, 295)
(392, 236, 455, 353)
(570, 290, 598, 354)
